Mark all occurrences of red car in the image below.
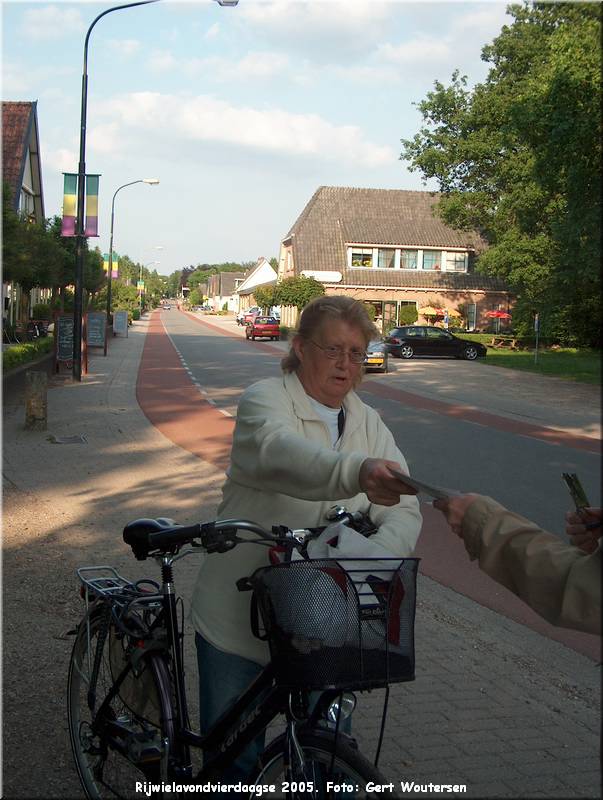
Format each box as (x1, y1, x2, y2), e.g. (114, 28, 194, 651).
(245, 316, 280, 341)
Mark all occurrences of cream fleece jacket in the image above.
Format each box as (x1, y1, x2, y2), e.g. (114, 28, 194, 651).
(191, 371, 422, 664)
(463, 496, 601, 635)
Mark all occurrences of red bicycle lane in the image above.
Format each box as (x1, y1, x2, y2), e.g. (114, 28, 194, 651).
(136, 310, 600, 661)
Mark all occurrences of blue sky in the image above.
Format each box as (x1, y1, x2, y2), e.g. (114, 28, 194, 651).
(2, 0, 511, 275)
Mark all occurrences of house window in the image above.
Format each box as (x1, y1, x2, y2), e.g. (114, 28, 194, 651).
(446, 252, 468, 272)
(400, 250, 418, 269)
(422, 250, 441, 270)
(378, 248, 395, 269)
(350, 248, 373, 268)
(466, 303, 476, 330)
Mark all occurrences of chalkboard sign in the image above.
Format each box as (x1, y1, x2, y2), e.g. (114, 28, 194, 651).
(113, 310, 128, 337)
(86, 311, 107, 351)
(55, 315, 74, 363)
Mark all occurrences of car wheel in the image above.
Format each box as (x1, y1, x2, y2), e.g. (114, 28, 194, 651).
(464, 346, 479, 360)
(400, 345, 414, 359)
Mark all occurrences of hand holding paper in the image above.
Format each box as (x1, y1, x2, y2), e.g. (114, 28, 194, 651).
(390, 469, 461, 500)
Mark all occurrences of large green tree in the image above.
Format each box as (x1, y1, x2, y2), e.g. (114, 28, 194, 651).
(274, 275, 325, 310)
(401, 2, 601, 346)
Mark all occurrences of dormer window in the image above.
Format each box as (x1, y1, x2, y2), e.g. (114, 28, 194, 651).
(350, 248, 373, 267)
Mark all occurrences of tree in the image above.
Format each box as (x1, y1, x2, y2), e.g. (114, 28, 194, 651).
(253, 284, 278, 312)
(274, 276, 325, 310)
(400, 2, 601, 346)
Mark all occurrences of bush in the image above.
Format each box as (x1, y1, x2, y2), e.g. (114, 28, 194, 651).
(279, 325, 291, 340)
(32, 303, 52, 320)
(2, 337, 54, 371)
(398, 305, 418, 326)
(132, 308, 140, 321)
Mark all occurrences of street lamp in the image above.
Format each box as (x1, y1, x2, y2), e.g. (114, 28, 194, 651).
(72, 0, 159, 382)
(140, 260, 160, 314)
(107, 178, 159, 328)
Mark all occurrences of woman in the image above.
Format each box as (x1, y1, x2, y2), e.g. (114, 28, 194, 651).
(191, 296, 422, 779)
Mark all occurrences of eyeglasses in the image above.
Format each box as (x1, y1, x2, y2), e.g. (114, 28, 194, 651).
(309, 339, 366, 364)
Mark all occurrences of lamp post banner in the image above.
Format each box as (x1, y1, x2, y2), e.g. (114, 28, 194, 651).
(103, 252, 119, 279)
(61, 173, 77, 236)
(84, 174, 100, 237)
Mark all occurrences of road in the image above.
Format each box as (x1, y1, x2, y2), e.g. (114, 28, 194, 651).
(140, 308, 601, 660)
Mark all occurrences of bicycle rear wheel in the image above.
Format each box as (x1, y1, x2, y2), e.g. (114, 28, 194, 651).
(67, 611, 175, 799)
(250, 729, 396, 799)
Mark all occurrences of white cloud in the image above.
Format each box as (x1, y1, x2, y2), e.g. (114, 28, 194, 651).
(147, 49, 289, 81)
(377, 38, 452, 68)
(98, 91, 396, 167)
(205, 22, 220, 40)
(147, 49, 178, 72)
(1, 61, 31, 94)
(108, 39, 142, 58)
(20, 4, 84, 41)
(45, 146, 78, 176)
(239, 0, 394, 62)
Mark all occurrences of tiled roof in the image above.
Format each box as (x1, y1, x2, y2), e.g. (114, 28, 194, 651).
(285, 186, 493, 286)
(2, 101, 36, 211)
(342, 269, 509, 291)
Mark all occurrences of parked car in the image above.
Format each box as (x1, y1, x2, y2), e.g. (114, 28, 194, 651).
(363, 340, 388, 373)
(237, 306, 261, 326)
(384, 326, 487, 361)
(245, 316, 280, 341)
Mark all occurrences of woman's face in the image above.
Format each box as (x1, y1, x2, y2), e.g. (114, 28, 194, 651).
(293, 319, 366, 408)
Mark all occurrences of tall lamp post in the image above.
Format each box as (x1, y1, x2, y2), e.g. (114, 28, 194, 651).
(139, 260, 160, 314)
(107, 178, 159, 327)
(72, 0, 159, 382)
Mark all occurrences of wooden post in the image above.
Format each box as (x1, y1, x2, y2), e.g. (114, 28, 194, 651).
(25, 371, 47, 430)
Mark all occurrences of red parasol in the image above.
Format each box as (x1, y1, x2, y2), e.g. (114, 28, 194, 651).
(485, 310, 512, 319)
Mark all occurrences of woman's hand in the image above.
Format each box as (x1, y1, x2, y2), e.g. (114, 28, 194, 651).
(359, 459, 418, 506)
(433, 494, 480, 537)
(565, 507, 602, 554)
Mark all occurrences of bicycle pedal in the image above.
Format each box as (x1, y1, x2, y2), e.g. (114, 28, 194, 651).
(128, 731, 164, 764)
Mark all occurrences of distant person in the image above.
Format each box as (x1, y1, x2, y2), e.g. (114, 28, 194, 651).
(191, 295, 422, 781)
(402, 487, 600, 635)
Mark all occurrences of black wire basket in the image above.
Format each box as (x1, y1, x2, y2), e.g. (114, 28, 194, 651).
(249, 557, 419, 690)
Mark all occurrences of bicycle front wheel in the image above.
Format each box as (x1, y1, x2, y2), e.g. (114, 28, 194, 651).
(250, 729, 396, 799)
(67, 611, 175, 799)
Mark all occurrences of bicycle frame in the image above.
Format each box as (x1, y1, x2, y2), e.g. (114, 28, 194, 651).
(88, 553, 329, 785)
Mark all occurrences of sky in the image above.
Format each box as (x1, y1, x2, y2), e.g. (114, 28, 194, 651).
(2, 0, 512, 276)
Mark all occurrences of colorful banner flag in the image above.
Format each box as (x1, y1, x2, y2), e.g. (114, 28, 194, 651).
(84, 174, 100, 237)
(103, 252, 119, 279)
(61, 173, 77, 236)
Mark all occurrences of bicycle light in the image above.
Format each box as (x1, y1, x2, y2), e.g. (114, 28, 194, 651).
(327, 693, 356, 724)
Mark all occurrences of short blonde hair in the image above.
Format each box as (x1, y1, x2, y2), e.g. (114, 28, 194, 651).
(281, 295, 379, 373)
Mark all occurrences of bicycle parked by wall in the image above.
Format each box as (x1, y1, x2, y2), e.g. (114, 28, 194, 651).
(67, 509, 419, 799)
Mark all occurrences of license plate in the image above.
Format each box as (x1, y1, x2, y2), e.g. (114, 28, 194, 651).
(367, 358, 382, 364)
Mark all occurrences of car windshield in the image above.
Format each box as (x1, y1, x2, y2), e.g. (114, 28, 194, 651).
(256, 317, 276, 324)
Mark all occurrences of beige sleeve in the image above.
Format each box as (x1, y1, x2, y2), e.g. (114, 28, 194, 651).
(462, 496, 601, 635)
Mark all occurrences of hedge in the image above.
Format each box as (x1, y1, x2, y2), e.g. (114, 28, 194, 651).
(2, 337, 54, 371)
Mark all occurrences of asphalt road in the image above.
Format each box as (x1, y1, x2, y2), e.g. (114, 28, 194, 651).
(159, 310, 601, 534)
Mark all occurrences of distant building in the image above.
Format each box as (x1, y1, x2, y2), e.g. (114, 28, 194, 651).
(278, 186, 511, 331)
(2, 100, 46, 325)
(234, 257, 278, 312)
(207, 272, 247, 312)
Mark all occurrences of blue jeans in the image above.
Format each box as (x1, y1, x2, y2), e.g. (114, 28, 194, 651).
(195, 632, 265, 782)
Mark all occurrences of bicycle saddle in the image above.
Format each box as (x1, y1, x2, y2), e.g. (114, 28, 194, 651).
(123, 518, 179, 560)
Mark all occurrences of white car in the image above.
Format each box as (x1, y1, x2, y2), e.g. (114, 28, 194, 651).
(237, 306, 261, 325)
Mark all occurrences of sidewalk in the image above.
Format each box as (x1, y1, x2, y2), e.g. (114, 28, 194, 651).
(2, 313, 600, 799)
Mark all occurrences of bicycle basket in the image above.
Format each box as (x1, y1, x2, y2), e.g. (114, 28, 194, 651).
(248, 557, 419, 690)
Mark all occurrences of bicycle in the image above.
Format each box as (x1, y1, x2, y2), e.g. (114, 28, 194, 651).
(67, 509, 419, 799)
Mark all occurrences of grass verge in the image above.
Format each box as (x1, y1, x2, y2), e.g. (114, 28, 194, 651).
(458, 335, 601, 384)
(2, 337, 54, 372)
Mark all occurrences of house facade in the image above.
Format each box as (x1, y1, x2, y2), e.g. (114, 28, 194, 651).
(234, 257, 278, 312)
(2, 100, 46, 325)
(206, 272, 247, 312)
(278, 186, 511, 331)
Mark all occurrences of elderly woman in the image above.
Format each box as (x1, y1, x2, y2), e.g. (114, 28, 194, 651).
(191, 295, 422, 779)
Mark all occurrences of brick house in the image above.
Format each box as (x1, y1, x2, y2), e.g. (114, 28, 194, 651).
(277, 186, 511, 331)
(2, 100, 46, 325)
(234, 257, 278, 312)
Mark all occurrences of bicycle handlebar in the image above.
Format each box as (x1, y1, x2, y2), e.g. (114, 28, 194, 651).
(125, 508, 375, 561)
